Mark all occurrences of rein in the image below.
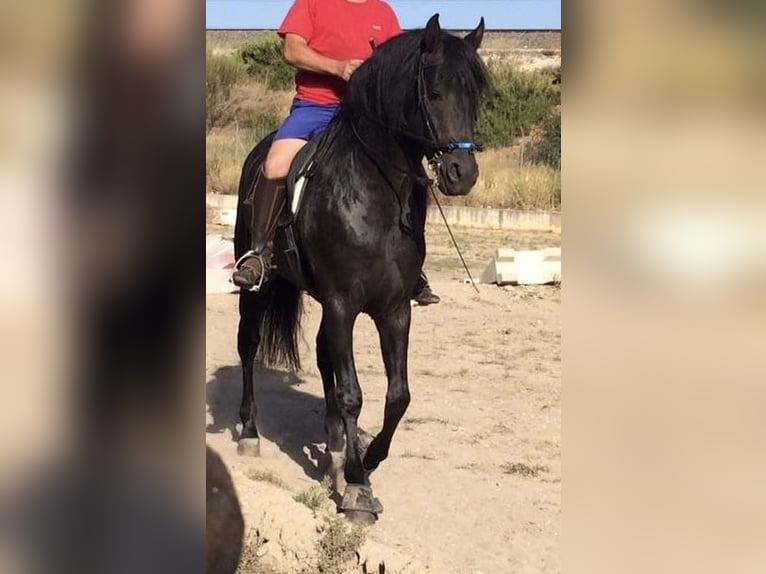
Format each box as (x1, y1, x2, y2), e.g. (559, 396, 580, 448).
(426, 177, 481, 295)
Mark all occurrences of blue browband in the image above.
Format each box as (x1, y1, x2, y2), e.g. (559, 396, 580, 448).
(447, 141, 483, 152)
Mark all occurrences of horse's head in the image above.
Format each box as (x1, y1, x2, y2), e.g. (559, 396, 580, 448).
(342, 16, 489, 196)
(417, 14, 487, 196)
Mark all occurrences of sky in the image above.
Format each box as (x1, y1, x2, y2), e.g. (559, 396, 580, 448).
(206, 0, 561, 31)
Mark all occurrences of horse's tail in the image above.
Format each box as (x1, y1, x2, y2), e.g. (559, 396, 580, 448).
(255, 276, 303, 372)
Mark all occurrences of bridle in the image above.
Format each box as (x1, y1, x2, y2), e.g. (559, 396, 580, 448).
(346, 51, 484, 189)
(415, 55, 483, 173)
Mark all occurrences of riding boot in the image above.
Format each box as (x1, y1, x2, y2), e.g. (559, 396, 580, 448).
(232, 169, 287, 291)
(412, 271, 440, 305)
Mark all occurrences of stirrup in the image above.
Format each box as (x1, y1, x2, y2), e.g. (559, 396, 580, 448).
(233, 250, 267, 292)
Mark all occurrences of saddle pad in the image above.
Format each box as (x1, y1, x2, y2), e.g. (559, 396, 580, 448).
(286, 136, 322, 216)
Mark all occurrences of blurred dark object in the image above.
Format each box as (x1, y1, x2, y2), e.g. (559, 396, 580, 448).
(206, 446, 244, 574)
(69, 0, 203, 448)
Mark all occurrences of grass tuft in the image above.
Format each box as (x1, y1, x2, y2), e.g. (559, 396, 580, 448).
(293, 477, 331, 512)
(500, 462, 549, 477)
(246, 468, 289, 490)
(310, 516, 366, 574)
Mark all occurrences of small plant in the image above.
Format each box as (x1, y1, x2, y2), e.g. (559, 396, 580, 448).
(401, 450, 437, 461)
(237, 529, 282, 574)
(246, 468, 289, 489)
(313, 516, 366, 574)
(293, 477, 331, 511)
(501, 462, 549, 477)
(402, 416, 450, 426)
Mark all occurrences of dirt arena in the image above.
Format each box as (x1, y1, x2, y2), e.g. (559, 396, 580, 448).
(206, 225, 561, 573)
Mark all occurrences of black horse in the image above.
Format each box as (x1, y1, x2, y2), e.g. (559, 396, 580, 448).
(234, 14, 489, 521)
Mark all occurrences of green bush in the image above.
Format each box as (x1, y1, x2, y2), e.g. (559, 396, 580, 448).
(529, 110, 561, 169)
(477, 64, 558, 149)
(206, 50, 245, 130)
(241, 110, 282, 141)
(239, 36, 295, 91)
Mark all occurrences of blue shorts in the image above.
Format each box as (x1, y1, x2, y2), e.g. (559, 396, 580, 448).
(273, 99, 339, 141)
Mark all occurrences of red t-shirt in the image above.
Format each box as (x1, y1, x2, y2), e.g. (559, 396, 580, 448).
(278, 0, 401, 105)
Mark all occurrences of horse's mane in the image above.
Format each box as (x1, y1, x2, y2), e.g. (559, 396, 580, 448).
(337, 29, 489, 139)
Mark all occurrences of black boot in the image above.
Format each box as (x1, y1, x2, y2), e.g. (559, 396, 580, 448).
(413, 271, 440, 306)
(232, 169, 287, 291)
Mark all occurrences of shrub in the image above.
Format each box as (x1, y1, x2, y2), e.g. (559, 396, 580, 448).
(241, 110, 282, 141)
(293, 477, 331, 512)
(239, 36, 295, 91)
(528, 109, 561, 169)
(477, 64, 558, 149)
(206, 50, 245, 131)
(313, 517, 365, 574)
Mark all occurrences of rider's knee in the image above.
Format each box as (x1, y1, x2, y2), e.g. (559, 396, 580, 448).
(263, 152, 290, 179)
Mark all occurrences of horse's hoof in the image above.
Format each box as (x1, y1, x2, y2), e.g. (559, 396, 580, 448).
(343, 509, 378, 525)
(340, 484, 383, 521)
(237, 438, 261, 457)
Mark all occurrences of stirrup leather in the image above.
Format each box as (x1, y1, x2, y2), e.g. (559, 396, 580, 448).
(233, 250, 267, 292)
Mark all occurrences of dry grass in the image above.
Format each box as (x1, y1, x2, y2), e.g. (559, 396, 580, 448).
(438, 146, 560, 210)
(501, 462, 550, 478)
(230, 81, 293, 122)
(237, 529, 283, 574)
(246, 467, 290, 489)
(309, 517, 366, 574)
(207, 128, 248, 194)
(206, 30, 560, 52)
(480, 31, 561, 51)
(401, 416, 451, 429)
(206, 80, 294, 194)
(401, 450, 437, 461)
(207, 30, 273, 54)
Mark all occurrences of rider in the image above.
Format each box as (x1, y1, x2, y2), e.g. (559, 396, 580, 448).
(231, 0, 440, 305)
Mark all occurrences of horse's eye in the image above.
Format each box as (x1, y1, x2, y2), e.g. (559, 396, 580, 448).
(428, 91, 442, 101)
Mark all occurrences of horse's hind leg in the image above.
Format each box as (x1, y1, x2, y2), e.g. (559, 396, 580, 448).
(316, 322, 345, 493)
(363, 304, 412, 472)
(237, 291, 262, 456)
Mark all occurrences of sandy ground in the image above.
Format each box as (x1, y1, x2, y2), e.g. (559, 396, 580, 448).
(206, 226, 561, 573)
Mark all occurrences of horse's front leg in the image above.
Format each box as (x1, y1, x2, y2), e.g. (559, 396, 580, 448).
(364, 304, 412, 472)
(321, 299, 382, 521)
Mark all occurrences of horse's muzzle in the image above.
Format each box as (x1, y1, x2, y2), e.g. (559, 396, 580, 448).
(437, 151, 479, 196)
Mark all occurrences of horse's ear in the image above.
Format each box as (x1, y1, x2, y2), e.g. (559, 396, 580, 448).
(421, 13, 442, 55)
(464, 17, 485, 51)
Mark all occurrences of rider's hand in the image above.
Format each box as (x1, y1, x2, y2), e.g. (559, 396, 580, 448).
(337, 59, 364, 81)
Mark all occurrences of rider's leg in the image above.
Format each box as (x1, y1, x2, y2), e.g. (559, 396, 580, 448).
(231, 138, 306, 291)
(413, 270, 440, 306)
(263, 138, 307, 180)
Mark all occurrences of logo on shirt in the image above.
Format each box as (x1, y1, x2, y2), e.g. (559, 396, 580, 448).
(372, 24, 382, 31)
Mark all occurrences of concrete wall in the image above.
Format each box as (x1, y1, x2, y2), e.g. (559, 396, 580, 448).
(206, 193, 561, 231)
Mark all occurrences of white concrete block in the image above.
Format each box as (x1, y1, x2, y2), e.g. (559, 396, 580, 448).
(480, 246, 562, 285)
